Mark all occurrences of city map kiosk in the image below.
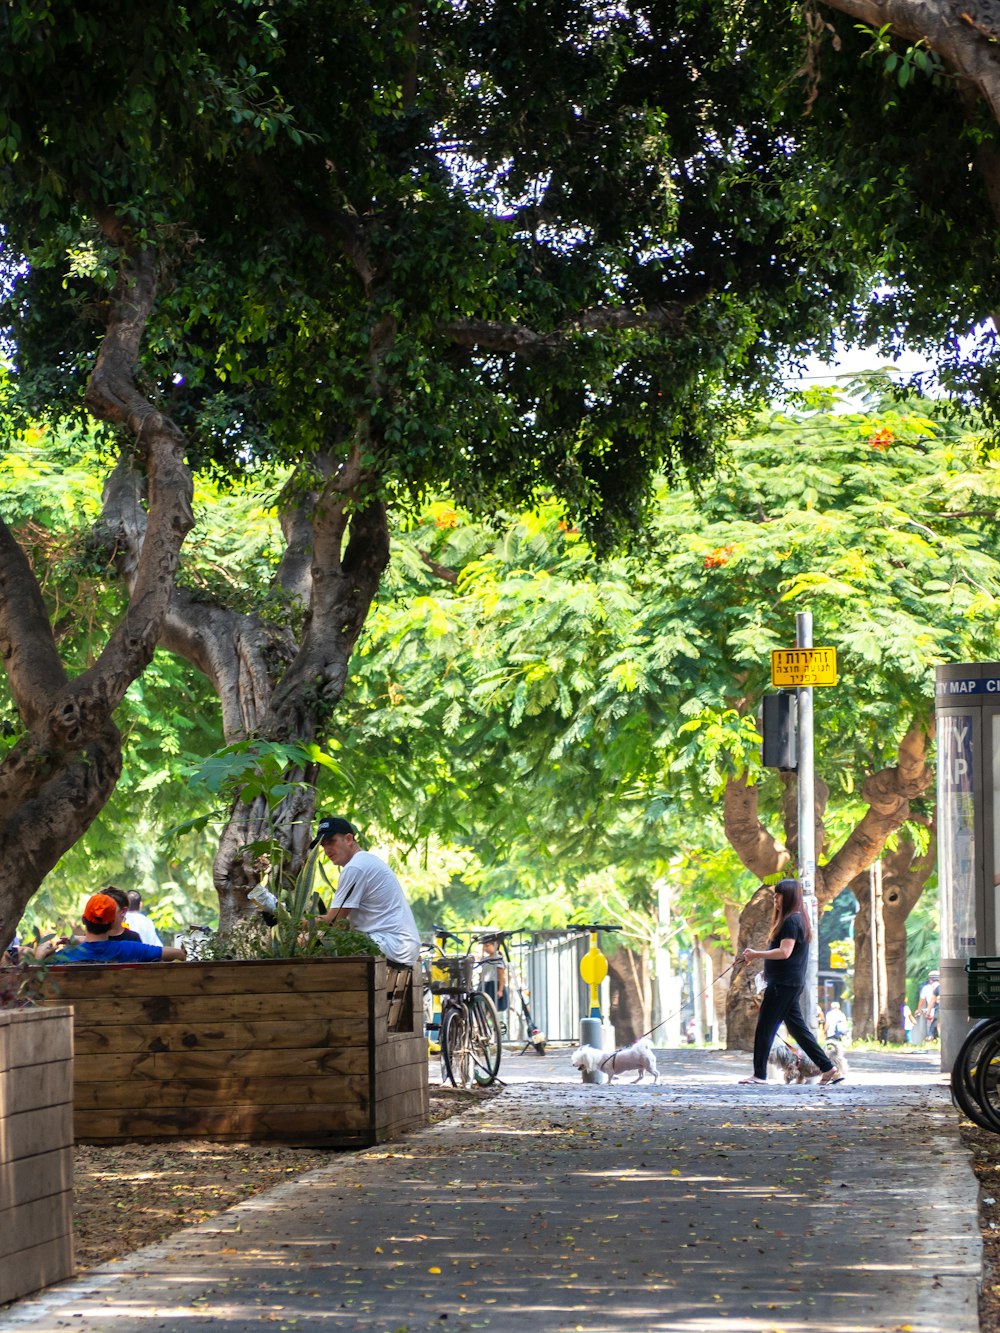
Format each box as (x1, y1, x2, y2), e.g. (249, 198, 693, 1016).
(936, 662, 1000, 1068)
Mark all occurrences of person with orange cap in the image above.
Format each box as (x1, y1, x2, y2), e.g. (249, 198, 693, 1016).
(34, 894, 187, 963)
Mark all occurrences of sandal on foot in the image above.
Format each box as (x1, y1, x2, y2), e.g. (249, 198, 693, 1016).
(819, 1069, 844, 1085)
(738, 1076, 767, 1084)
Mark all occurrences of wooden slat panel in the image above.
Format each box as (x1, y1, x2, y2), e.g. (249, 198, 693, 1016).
(74, 1045, 369, 1083)
(42, 957, 373, 999)
(0, 1191, 73, 1259)
(1, 1103, 73, 1161)
(377, 1087, 430, 1141)
(73, 1016, 372, 1055)
(375, 1031, 428, 1076)
(0, 1233, 75, 1306)
(40, 991, 371, 1026)
(0, 1146, 73, 1210)
(74, 1073, 371, 1110)
(74, 1071, 370, 1114)
(74, 1102, 372, 1143)
(2, 1057, 72, 1116)
(0, 1008, 74, 1071)
(375, 1060, 430, 1102)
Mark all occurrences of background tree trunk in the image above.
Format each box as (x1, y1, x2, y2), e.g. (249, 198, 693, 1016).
(725, 886, 773, 1050)
(608, 945, 650, 1046)
(0, 244, 195, 956)
(851, 826, 935, 1041)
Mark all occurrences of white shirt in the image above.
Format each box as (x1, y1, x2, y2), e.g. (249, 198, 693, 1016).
(333, 850, 421, 967)
(124, 910, 162, 946)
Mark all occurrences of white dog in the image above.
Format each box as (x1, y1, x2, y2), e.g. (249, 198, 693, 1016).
(571, 1036, 659, 1083)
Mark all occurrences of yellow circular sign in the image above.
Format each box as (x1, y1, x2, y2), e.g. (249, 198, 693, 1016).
(579, 951, 608, 986)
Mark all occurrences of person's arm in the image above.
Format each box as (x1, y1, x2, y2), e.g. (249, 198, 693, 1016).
(320, 869, 357, 927)
(743, 937, 795, 963)
(160, 945, 187, 961)
(497, 962, 506, 997)
(34, 935, 75, 961)
(321, 904, 352, 925)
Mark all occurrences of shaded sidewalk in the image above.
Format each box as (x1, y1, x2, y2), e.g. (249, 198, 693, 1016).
(2, 1047, 980, 1332)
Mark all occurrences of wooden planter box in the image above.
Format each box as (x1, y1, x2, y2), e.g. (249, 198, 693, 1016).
(38, 957, 426, 1147)
(0, 1006, 75, 1304)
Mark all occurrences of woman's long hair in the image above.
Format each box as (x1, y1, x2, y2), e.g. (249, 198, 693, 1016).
(768, 877, 811, 942)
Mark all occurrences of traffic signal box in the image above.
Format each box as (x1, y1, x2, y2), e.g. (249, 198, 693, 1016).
(761, 691, 798, 771)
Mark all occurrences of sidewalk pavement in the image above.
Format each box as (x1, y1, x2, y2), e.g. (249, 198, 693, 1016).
(2, 1046, 981, 1333)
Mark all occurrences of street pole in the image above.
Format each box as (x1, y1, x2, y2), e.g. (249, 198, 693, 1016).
(796, 611, 819, 1021)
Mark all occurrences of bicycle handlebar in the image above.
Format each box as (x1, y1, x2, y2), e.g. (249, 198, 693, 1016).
(565, 922, 620, 933)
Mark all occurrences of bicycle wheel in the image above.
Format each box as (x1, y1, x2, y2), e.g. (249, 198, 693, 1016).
(441, 1004, 472, 1088)
(468, 991, 502, 1086)
(973, 1024, 1000, 1131)
(952, 1017, 1000, 1131)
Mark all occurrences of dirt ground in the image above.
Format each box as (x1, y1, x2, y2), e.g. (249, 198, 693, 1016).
(960, 1120, 1000, 1333)
(72, 1082, 497, 1271)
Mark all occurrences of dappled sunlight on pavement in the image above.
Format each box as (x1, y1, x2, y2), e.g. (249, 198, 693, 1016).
(3, 1048, 978, 1332)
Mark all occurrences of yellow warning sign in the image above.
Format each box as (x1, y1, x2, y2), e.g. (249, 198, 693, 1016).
(771, 647, 838, 688)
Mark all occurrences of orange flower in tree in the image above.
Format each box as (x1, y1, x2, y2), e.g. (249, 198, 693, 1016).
(867, 428, 894, 452)
(433, 507, 458, 529)
(557, 519, 579, 534)
(703, 544, 735, 569)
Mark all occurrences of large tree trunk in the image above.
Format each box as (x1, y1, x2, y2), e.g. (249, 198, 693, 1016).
(851, 824, 936, 1041)
(106, 445, 391, 929)
(722, 723, 932, 1050)
(0, 242, 194, 955)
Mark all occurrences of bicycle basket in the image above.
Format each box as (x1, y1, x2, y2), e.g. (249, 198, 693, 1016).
(968, 957, 1000, 1017)
(429, 955, 474, 994)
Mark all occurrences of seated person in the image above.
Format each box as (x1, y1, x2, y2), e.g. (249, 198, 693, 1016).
(34, 894, 186, 963)
(104, 886, 143, 942)
(125, 890, 163, 945)
(313, 816, 421, 967)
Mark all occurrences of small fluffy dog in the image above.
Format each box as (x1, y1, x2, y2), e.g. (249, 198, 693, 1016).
(571, 1036, 659, 1083)
(768, 1036, 848, 1084)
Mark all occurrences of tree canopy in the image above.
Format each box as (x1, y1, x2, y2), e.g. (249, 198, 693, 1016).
(4, 2, 1000, 951)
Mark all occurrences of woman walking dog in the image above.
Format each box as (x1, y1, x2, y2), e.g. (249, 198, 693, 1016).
(740, 878, 844, 1087)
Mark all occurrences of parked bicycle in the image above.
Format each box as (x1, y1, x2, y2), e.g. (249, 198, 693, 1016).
(953, 1015, 1000, 1132)
(424, 928, 502, 1088)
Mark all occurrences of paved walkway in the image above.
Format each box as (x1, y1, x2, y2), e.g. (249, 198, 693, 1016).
(2, 1047, 982, 1333)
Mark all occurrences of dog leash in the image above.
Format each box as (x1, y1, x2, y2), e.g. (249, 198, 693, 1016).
(628, 954, 746, 1048)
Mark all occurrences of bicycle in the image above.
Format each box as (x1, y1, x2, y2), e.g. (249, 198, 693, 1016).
(424, 929, 502, 1088)
(953, 1015, 1000, 1133)
(472, 929, 547, 1055)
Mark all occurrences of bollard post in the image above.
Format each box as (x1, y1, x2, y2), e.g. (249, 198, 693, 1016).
(579, 1015, 606, 1084)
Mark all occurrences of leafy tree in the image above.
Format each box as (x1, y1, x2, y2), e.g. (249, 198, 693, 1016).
(0, 1, 932, 950)
(340, 390, 1000, 1040)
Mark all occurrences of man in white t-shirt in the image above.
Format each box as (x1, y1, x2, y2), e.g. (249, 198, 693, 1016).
(314, 816, 421, 967)
(125, 891, 163, 946)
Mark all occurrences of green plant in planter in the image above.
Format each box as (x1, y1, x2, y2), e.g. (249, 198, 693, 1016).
(196, 849, 383, 962)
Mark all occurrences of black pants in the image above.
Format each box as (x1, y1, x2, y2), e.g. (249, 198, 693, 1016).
(754, 983, 834, 1080)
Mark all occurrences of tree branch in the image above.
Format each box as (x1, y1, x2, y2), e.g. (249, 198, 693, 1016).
(440, 302, 689, 355)
(723, 773, 791, 879)
(821, 724, 933, 893)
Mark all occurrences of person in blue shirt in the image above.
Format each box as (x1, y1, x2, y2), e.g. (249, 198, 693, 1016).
(34, 894, 186, 964)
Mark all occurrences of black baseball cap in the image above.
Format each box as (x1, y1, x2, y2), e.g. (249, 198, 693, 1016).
(310, 816, 356, 848)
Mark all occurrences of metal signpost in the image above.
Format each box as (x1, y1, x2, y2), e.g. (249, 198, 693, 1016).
(769, 618, 838, 1018)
